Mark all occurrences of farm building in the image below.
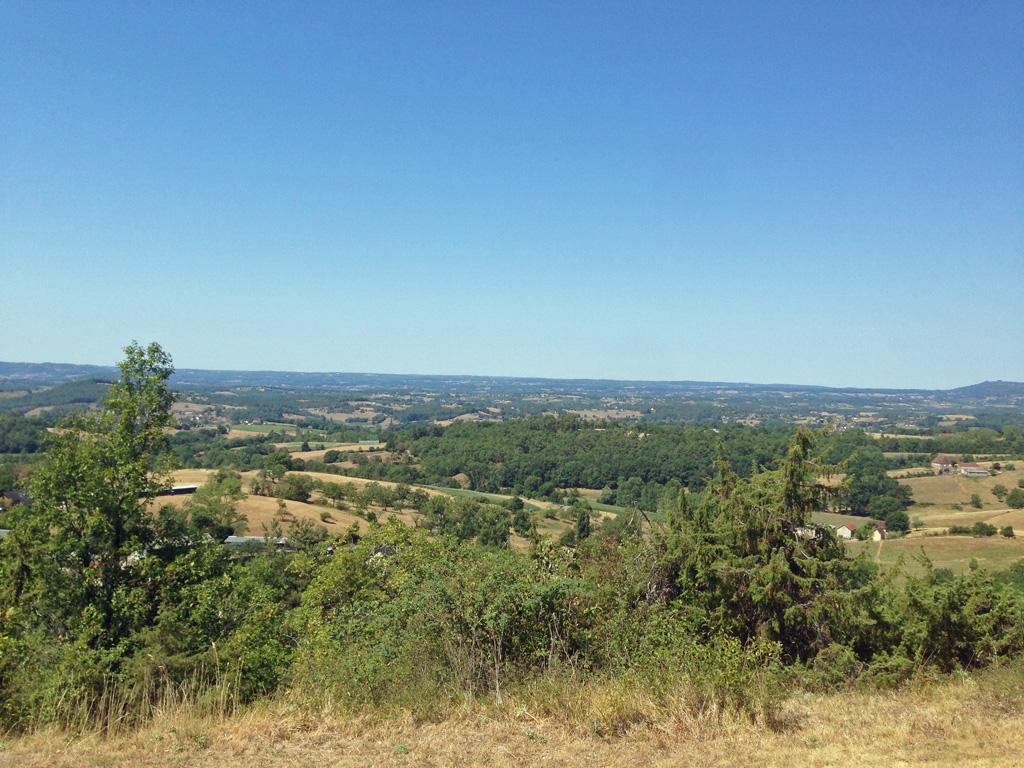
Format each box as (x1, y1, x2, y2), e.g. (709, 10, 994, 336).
(959, 463, 990, 477)
(224, 535, 289, 548)
(931, 454, 956, 473)
(153, 484, 199, 497)
(872, 522, 887, 542)
(835, 524, 855, 540)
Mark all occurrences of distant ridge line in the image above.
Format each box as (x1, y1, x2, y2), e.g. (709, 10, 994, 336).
(0, 360, 1021, 396)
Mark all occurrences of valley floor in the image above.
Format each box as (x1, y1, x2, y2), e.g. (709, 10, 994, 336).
(4, 672, 1023, 768)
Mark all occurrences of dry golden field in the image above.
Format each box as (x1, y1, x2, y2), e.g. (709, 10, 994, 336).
(164, 469, 584, 546)
(4, 670, 1024, 768)
(901, 466, 1024, 512)
(224, 428, 266, 440)
(285, 445, 389, 462)
(835, 466, 1024, 574)
(164, 470, 416, 535)
(567, 408, 643, 420)
(887, 465, 934, 478)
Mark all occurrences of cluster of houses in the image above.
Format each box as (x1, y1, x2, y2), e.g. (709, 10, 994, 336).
(835, 521, 886, 541)
(931, 454, 991, 477)
(797, 521, 887, 542)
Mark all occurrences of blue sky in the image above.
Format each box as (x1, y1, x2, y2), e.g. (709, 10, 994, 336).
(2, 1, 1021, 388)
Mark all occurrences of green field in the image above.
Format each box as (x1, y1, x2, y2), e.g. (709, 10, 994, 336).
(275, 440, 358, 450)
(812, 510, 875, 528)
(847, 534, 1024, 576)
(832, 466, 1024, 575)
(229, 422, 299, 435)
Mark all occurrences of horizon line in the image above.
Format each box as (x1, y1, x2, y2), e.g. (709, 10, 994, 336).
(1, 358, 1018, 394)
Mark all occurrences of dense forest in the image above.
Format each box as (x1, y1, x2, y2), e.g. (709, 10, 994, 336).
(387, 418, 795, 492)
(874, 427, 1024, 455)
(2, 344, 1024, 736)
(0, 413, 47, 454)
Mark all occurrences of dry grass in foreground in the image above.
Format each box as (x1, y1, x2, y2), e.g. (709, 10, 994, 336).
(3, 671, 1024, 768)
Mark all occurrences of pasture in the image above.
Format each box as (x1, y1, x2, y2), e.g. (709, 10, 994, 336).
(284, 442, 386, 461)
(900, 465, 1024, 512)
(167, 469, 415, 535)
(228, 422, 299, 435)
(812, 510, 872, 528)
(847, 534, 1024, 576)
(853, 465, 1024, 574)
(224, 428, 267, 440)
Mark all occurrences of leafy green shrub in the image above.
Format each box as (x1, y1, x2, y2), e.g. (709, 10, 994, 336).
(950, 523, 998, 537)
(972, 521, 998, 537)
(900, 568, 1024, 672)
(806, 643, 861, 690)
(858, 652, 916, 689)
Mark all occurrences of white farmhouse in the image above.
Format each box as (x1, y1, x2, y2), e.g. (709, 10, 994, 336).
(931, 453, 956, 474)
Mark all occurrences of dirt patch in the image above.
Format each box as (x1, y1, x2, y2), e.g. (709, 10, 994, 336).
(568, 408, 643, 420)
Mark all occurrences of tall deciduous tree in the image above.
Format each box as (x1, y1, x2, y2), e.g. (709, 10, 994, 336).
(7, 341, 174, 647)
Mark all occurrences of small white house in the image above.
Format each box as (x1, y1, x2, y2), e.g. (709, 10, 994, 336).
(836, 524, 855, 540)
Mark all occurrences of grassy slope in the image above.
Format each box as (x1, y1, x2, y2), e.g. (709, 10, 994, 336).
(227, 422, 298, 435)
(169, 469, 579, 541)
(847, 535, 1024, 576)
(855, 466, 1024, 574)
(167, 469, 417, 534)
(812, 510, 873, 528)
(5, 669, 1024, 767)
(901, 466, 1024, 512)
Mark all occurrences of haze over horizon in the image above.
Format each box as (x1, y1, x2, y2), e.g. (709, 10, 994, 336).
(3, 2, 1022, 389)
(2, 354, 1021, 394)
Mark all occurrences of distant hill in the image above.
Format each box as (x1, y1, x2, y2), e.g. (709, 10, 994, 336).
(0, 379, 112, 415)
(0, 361, 116, 389)
(946, 381, 1024, 399)
(0, 360, 1021, 408)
